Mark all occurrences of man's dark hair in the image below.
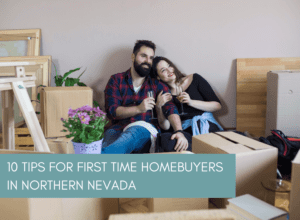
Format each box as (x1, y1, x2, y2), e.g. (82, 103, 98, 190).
(133, 40, 156, 56)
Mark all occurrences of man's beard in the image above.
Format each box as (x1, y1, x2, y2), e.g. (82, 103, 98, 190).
(134, 60, 151, 77)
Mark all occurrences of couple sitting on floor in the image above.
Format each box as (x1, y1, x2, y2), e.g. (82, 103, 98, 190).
(102, 40, 223, 154)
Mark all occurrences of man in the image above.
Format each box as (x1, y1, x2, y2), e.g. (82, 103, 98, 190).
(102, 40, 188, 154)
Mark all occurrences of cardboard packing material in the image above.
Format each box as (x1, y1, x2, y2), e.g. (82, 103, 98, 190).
(40, 87, 93, 138)
(192, 131, 278, 208)
(46, 137, 74, 154)
(0, 198, 119, 220)
(109, 209, 236, 220)
(119, 151, 208, 214)
(227, 194, 288, 220)
(290, 151, 300, 220)
(147, 198, 208, 213)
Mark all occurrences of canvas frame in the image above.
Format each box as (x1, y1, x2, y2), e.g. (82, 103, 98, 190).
(0, 56, 52, 109)
(0, 29, 41, 56)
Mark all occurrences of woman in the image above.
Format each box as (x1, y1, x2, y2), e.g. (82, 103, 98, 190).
(152, 56, 223, 136)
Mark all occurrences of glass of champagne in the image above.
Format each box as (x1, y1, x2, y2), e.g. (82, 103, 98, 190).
(147, 91, 157, 120)
(176, 85, 186, 115)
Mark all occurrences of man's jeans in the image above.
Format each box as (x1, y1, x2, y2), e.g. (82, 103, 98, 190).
(102, 125, 151, 154)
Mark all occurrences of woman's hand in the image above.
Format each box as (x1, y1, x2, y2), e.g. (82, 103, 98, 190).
(156, 91, 172, 108)
(178, 92, 191, 105)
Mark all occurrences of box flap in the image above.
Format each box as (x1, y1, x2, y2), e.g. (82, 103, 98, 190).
(192, 133, 235, 154)
(227, 194, 287, 219)
(216, 132, 272, 150)
(218, 144, 252, 154)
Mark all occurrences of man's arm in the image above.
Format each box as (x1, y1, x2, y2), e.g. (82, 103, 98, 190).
(115, 97, 155, 119)
(155, 81, 188, 152)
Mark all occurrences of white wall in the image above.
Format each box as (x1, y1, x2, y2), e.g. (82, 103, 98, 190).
(1, 0, 300, 128)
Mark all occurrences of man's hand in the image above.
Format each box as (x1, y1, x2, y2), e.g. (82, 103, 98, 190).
(171, 132, 189, 152)
(138, 97, 155, 113)
(156, 91, 172, 108)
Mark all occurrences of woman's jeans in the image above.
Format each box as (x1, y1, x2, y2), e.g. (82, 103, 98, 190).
(102, 125, 151, 154)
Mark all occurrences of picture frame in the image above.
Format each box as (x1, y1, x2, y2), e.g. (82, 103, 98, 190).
(0, 29, 41, 56)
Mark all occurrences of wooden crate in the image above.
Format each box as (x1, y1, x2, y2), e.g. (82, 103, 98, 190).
(0, 128, 34, 151)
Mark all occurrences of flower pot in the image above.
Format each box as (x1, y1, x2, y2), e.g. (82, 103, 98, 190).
(72, 139, 103, 154)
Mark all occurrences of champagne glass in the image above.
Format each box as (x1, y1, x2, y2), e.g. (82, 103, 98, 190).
(176, 85, 186, 115)
(147, 91, 157, 120)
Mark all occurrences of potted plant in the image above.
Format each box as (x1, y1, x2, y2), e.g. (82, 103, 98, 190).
(61, 105, 108, 154)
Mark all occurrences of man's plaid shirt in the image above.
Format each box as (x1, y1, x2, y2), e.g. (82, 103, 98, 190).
(105, 68, 179, 131)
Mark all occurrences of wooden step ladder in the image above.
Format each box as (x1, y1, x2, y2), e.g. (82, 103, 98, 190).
(0, 61, 50, 152)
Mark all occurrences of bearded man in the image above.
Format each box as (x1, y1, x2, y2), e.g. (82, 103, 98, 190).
(102, 40, 188, 154)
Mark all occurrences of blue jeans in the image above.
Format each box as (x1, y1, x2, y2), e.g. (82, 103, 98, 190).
(102, 125, 151, 154)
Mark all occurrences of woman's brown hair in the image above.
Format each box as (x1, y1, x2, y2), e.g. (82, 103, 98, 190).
(151, 56, 186, 84)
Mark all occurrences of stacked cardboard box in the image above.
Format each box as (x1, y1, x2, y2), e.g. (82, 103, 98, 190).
(40, 86, 93, 138)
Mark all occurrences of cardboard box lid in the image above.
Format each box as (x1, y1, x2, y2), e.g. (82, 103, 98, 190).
(227, 194, 287, 220)
(193, 132, 255, 154)
(109, 209, 235, 220)
(216, 132, 273, 150)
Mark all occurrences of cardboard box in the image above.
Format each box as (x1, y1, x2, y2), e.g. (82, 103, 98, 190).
(0, 198, 119, 220)
(147, 198, 208, 213)
(192, 131, 278, 208)
(109, 209, 236, 220)
(40, 87, 93, 138)
(46, 137, 74, 154)
(290, 151, 300, 220)
(227, 194, 287, 220)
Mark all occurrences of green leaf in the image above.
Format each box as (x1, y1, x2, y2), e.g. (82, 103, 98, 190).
(62, 68, 81, 82)
(52, 61, 58, 78)
(65, 78, 80, 87)
(77, 82, 87, 87)
(77, 67, 87, 79)
(54, 75, 64, 86)
(93, 100, 100, 107)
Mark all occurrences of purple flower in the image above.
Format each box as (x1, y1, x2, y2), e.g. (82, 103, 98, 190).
(93, 106, 106, 117)
(68, 108, 77, 118)
(77, 105, 93, 112)
(78, 112, 91, 124)
(61, 118, 64, 121)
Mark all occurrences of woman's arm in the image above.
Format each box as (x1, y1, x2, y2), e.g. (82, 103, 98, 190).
(186, 98, 221, 112)
(179, 74, 222, 112)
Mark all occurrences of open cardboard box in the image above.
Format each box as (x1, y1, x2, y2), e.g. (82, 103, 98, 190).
(109, 209, 235, 220)
(0, 198, 118, 220)
(192, 131, 278, 208)
(120, 151, 208, 214)
(290, 151, 300, 220)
